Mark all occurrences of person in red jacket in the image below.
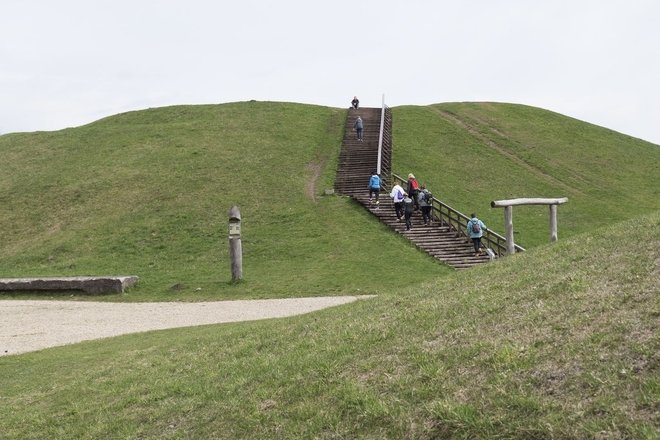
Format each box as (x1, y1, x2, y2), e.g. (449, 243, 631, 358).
(407, 173, 420, 210)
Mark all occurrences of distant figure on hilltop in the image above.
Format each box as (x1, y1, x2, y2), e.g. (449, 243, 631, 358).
(467, 213, 487, 256)
(354, 115, 363, 141)
(351, 96, 359, 109)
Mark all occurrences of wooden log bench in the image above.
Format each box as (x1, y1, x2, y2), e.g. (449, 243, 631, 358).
(0, 276, 139, 294)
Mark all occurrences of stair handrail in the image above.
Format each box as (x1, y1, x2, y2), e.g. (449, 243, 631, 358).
(391, 173, 525, 257)
(377, 94, 388, 176)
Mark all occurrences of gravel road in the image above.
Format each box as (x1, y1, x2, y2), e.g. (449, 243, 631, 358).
(0, 296, 370, 356)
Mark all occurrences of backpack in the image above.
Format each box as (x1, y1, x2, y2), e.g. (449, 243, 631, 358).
(471, 220, 481, 234)
(424, 191, 433, 203)
(410, 179, 420, 191)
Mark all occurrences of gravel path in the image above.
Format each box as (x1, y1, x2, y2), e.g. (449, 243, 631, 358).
(0, 296, 370, 356)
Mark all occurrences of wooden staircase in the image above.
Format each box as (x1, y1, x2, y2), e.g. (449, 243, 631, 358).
(335, 108, 387, 196)
(335, 107, 490, 269)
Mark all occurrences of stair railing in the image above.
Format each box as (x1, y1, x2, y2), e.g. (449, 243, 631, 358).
(377, 95, 388, 177)
(377, 95, 392, 188)
(391, 173, 525, 257)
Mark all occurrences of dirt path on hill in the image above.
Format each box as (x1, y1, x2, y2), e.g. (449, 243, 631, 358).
(0, 296, 372, 356)
(432, 108, 584, 196)
(305, 159, 323, 202)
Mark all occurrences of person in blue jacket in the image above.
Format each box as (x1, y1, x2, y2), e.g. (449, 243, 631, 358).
(368, 171, 381, 205)
(467, 213, 487, 256)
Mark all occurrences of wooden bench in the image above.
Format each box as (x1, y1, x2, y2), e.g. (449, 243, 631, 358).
(0, 276, 139, 294)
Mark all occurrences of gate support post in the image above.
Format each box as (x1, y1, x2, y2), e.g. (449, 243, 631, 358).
(504, 205, 515, 255)
(549, 204, 559, 242)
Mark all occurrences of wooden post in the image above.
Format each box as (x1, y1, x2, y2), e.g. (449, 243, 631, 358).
(504, 205, 515, 255)
(549, 204, 558, 242)
(228, 206, 242, 281)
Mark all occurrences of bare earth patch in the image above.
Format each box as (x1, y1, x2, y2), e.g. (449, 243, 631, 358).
(0, 296, 372, 356)
(305, 160, 323, 202)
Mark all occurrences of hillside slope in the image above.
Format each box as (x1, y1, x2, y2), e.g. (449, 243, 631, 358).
(0, 102, 450, 299)
(1, 101, 658, 299)
(392, 102, 660, 247)
(1, 212, 657, 438)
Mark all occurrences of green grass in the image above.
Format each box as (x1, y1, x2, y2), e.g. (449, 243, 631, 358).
(1, 212, 657, 438)
(392, 102, 660, 247)
(0, 102, 450, 300)
(1, 101, 659, 438)
(2, 102, 658, 300)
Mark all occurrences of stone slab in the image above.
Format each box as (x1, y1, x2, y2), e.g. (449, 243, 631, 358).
(0, 276, 139, 294)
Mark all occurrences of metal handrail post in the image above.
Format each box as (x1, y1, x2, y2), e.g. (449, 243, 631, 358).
(377, 94, 385, 175)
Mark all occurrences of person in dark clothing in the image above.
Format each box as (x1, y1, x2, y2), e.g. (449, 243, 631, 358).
(354, 116, 363, 141)
(403, 193, 414, 230)
(417, 186, 433, 225)
(351, 96, 359, 109)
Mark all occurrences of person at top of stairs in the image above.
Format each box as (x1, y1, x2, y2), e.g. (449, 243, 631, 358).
(351, 96, 359, 109)
(368, 171, 381, 206)
(353, 116, 363, 141)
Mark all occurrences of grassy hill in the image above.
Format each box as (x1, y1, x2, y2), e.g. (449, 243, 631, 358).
(1, 101, 658, 300)
(0, 101, 658, 437)
(392, 102, 660, 247)
(1, 212, 657, 438)
(0, 102, 451, 300)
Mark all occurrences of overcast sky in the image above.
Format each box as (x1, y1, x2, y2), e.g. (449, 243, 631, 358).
(2, 0, 659, 144)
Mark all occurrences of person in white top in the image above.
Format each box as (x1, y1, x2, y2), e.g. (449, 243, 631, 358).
(390, 183, 405, 221)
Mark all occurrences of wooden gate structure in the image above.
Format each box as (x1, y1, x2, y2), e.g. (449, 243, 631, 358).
(491, 197, 569, 254)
